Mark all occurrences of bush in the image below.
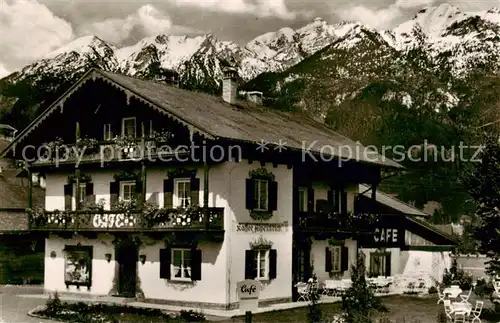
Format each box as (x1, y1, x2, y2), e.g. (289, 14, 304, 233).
(341, 255, 387, 323)
(179, 310, 206, 322)
(474, 277, 495, 299)
(45, 292, 62, 315)
(436, 307, 448, 323)
(441, 259, 473, 290)
(307, 276, 323, 323)
(428, 286, 438, 294)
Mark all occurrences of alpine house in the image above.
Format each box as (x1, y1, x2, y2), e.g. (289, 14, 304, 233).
(0, 67, 403, 309)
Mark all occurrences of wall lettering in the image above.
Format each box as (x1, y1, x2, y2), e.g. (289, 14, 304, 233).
(92, 213, 136, 228)
(236, 222, 288, 233)
(374, 228, 399, 243)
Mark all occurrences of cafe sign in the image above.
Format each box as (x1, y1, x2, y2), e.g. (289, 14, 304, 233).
(237, 279, 262, 300)
(360, 227, 404, 248)
(374, 228, 399, 244)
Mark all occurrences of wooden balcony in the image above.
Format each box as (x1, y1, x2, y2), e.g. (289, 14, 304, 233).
(296, 211, 379, 235)
(31, 139, 190, 166)
(28, 207, 224, 232)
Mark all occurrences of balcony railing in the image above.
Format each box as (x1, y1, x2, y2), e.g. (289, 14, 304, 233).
(32, 138, 190, 165)
(28, 207, 224, 232)
(297, 211, 379, 233)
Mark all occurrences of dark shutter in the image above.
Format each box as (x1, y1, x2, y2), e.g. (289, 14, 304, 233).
(307, 187, 314, 213)
(334, 190, 340, 212)
(191, 248, 202, 281)
(268, 181, 278, 211)
(159, 248, 171, 279)
(327, 189, 333, 207)
(245, 179, 255, 210)
(109, 182, 119, 208)
(385, 254, 391, 277)
(325, 247, 332, 272)
(163, 179, 173, 209)
(245, 250, 256, 279)
(135, 179, 143, 206)
(341, 190, 348, 215)
(85, 183, 94, 203)
(269, 249, 277, 279)
(340, 246, 349, 272)
(64, 184, 72, 210)
(190, 178, 200, 206)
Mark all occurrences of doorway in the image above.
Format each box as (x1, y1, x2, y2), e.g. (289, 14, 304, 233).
(115, 238, 138, 297)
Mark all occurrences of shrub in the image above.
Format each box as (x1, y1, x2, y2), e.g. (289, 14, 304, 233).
(307, 276, 323, 323)
(428, 286, 438, 294)
(341, 255, 387, 323)
(436, 307, 448, 323)
(179, 309, 206, 322)
(474, 277, 495, 299)
(45, 292, 62, 315)
(441, 259, 473, 290)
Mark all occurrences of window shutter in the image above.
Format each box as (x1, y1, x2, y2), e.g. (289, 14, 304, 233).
(163, 179, 173, 209)
(340, 246, 349, 272)
(385, 254, 391, 277)
(327, 189, 333, 207)
(341, 191, 348, 215)
(245, 179, 255, 210)
(190, 178, 200, 206)
(334, 190, 340, 213)
(268, 181, 278, 211)
(292, 185, 299, 214)
(64, 184, 72, 211)
(269, 249, 277, 279)
(307, 187, 315, 212)
(135, 179, 143, 206)
(245, 250, 256, 279)
(85, 183, 94, 203)
(159, 248, 171, 279)
(325, 247, 332, 272)
(109, 182, 119, 208)
(191, 248, 202, 281)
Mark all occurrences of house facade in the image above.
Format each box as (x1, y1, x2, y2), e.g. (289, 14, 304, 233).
(0, 68, 402, 309)
(356, 184, 456, 288)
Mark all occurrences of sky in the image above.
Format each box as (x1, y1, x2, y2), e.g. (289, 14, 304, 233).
(0, 0, 498, 77)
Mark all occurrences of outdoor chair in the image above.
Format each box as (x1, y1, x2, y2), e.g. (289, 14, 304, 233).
(443, 300, 453, 322)
(296, 282, 310, 302)
(437, 287, 446, 304)
(453, 312, 467, 323)
(469, 300, 483, 323)
(459, 288, 472, 304)
(321, 280, 338, 297)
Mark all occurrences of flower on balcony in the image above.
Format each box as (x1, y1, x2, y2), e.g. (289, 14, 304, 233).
(76, 136, 98, 150)
(114, 198, 137, 213)
(141, 202, 171, 227)
(80, 198, 106, 212)
(171, 205, 201, 226)
(113, 135, 138, 148)
(148, 129, 174, 143)
(26, 205, 47, 226)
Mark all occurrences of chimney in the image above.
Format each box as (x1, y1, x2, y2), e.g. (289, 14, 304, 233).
(222, 67, 238, 105)
(247, 91, 263, 105)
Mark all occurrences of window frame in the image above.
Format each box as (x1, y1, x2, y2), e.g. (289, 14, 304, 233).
(254, 249, 270, 280)
(170, 248, 192, 282)
(298, 187, 308, 212)
(103, 123, 112, 140)
(173, 178, 191, 208)
(254, 179, 269, 211)
(121, 117, 137, 138)
(120, 181, 136, 202)
(330, 246, 342, 273)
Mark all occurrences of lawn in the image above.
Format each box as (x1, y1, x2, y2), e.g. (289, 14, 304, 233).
(216, 295, 499, 323)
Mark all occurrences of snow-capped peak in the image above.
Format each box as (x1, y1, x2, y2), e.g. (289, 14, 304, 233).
(44, 35, 115, 59)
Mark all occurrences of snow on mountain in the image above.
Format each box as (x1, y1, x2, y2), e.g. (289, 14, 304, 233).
(6, 4, 500, 88)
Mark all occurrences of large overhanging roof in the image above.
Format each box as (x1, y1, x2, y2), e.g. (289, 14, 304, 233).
(0, 68, 403, 170)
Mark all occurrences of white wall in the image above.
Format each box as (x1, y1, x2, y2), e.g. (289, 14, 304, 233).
(310, 239, 357, 282)
(225, 161, 293, 304)
(400, 250, 452, 285)
(44, 234, 115, 295)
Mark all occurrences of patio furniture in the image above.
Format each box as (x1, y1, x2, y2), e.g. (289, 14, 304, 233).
(322, 280, 339, 297)
(443, 300, 453, 321)
(444, 286, 462, 298)
(437, 287, 447, 304)
(453, 312, 467, 323)
(459, 288, 472, 304)
(469, 300, 483, 323)
(450, 302, 472, 315)
(296, 282, 310, 302)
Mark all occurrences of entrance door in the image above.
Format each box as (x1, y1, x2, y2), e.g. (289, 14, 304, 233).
(116, 239, 137, 297)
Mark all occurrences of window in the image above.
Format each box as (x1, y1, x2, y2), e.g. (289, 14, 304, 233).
(174, 178, 191, 208)
(64, 245, 92, 287)
(254, 249, 269, 279)
(120, 181, 136, 201)
(103, 123, 112, 140)
(171, 248, 191, 281)
(330, 246, 342, 273)
(298, 187, 308, 212)
(370, 252, 391, 277)
(253, 179, 268, 211)
(122, 117, 136, 137)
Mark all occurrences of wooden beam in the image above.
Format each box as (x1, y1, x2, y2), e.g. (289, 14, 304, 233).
(27, 163, 33, 209)
(75, 168, 81, 210)
(76, 121, 80, 142)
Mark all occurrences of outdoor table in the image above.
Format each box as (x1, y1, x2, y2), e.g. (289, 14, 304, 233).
(443, 286, 462, 298)
(450, 302, 472, 315)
